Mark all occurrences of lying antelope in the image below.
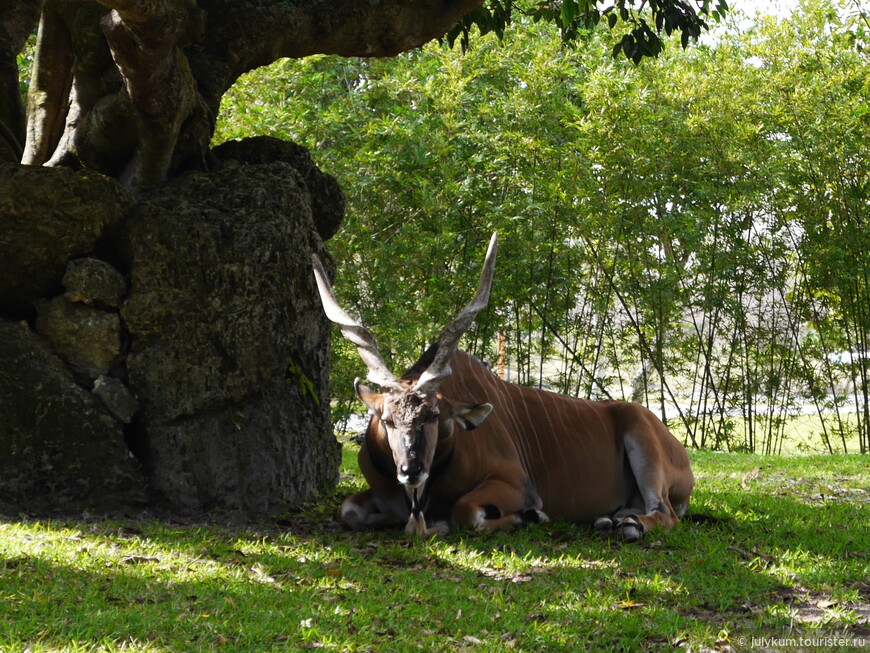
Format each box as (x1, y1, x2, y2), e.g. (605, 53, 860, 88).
(312, 234, 694, 540)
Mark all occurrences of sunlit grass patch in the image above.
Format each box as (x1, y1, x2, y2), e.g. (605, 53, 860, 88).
(669, 412, 866, 455)
(2, 450, 868, 652)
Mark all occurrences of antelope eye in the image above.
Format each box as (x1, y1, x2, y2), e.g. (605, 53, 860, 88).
(382, 418, 395, 428)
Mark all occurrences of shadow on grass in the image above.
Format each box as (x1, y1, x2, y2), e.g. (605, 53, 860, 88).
(0, 553, 322, 650)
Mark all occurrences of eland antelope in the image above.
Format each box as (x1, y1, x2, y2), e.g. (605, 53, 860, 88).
(312, 234, 694, 540)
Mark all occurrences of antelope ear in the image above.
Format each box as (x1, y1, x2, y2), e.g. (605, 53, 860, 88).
(451, 402, 493, 431)
(354, 378, 383, 414)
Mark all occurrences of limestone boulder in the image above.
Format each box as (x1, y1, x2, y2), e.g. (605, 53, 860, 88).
(213, 136, 345, 241)
(0, 139, 343, 517)
(119, 156, 341, 514)
(0, 319, 145, 509)
(63, 257, 127, 309)
(34, 296, 122, 382)
(0, 163, 129, 313)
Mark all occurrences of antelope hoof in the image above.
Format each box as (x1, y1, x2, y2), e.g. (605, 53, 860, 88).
(340, 501, 367, 530)
(522, 509, 550, 525)
(593, 516, 615, 534)
(616, 516, 644, 542)
(405, 512, 426, 536)
(426, 520, 450, 536)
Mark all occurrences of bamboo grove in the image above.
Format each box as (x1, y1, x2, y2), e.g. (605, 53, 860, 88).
(215, 0, 869, 454)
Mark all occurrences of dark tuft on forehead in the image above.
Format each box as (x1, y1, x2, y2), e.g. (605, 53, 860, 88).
(389, 390, 438, 423)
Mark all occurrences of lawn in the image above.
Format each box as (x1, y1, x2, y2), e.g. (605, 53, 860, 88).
(1, 447, 868, 652)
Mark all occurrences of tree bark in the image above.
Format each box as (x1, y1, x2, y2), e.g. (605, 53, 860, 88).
(97, 0, 211, 188)
(19, 0, 484, 191)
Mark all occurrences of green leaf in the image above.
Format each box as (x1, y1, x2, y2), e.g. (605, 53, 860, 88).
(561, 0, 578, 27)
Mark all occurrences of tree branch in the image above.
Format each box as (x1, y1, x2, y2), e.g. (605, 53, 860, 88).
(20, 0, 487, 190)
(189, 0, 487, 110)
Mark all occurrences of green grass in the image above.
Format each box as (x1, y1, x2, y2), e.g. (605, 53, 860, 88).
(2, 448, 869, 652)
(668, 411, 867, 455)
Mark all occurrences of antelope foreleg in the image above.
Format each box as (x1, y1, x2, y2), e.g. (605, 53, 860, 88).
(404, 511, 450, 538)
(341, 490, 405, 530)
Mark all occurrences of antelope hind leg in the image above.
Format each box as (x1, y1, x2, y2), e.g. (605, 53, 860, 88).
(452, 479, 548, 532)
(595, 429, 693, 541)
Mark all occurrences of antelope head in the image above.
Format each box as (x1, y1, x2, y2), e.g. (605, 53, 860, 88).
(311, 234, 497, 492)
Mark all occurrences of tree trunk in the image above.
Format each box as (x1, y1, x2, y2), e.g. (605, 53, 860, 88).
(0, 0, 42, 160)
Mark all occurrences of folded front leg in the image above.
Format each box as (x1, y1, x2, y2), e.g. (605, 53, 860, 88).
(341, 489, 407, 530)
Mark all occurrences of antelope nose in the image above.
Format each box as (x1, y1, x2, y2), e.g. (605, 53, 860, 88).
(399, 462, 423, 484)
(399, 462, 419, 477)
